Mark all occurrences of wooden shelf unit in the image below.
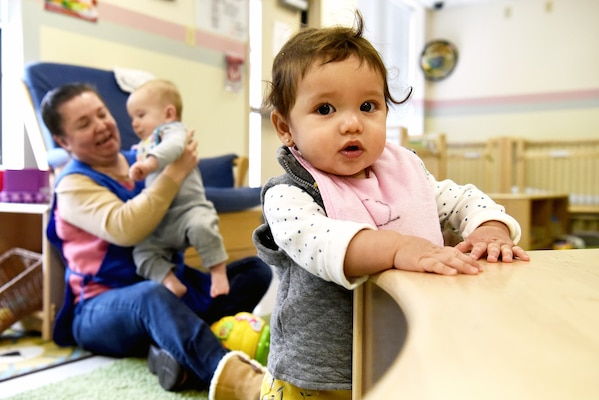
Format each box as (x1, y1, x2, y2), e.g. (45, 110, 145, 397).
(184, 208, 263, 268)
(0, 202, 56, 339)
(488, 193, 569, 250)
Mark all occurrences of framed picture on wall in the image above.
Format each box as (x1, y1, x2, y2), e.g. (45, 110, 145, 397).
(44, 0, 98, 23)
(420, 40, 458, 81)
(196, 0, 248, 42)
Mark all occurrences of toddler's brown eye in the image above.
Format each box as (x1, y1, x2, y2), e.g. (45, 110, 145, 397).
(360, 102, 375, 112)
(317, 104, 334, 115)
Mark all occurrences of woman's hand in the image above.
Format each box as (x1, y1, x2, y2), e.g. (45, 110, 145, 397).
(455, 221, 530, 262)
(163, 130, 199, 184)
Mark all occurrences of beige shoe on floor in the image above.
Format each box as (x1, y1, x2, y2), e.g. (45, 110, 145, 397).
(209, 350, 266, 400)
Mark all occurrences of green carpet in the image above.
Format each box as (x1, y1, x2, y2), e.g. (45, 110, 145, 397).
(4, 358, 209, 400)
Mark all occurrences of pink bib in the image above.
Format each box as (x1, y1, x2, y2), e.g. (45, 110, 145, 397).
(292, 143, 443, 245)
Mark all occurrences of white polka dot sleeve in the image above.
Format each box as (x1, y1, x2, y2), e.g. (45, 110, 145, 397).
(433, 177, 522, 244)
(263, 184, 372, 289)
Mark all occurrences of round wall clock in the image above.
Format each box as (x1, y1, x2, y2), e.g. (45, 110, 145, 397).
(420, 40, 458, 81)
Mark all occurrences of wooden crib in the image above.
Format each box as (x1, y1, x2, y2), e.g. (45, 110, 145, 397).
(514, 138, 599, 233)
(446, 137, 514, 193)
(400, 132, 514, 194)
(445, 136, 599, 234)
(399, 129, 599, 240)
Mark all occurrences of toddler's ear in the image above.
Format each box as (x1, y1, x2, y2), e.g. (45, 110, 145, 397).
(271, 110, 294, 146)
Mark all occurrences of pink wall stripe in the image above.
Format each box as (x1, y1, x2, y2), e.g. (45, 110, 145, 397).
(97, 3, 247, 58)
(98, 3, 186, 42)
(425, 88, 599, 110)
(194, 31, 247, 58)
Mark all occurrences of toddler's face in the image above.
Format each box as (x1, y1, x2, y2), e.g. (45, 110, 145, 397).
(280, 55, 388, 178)
(126, 88, 169, 140)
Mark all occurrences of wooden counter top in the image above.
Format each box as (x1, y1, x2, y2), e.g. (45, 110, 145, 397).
(356, 249, 599, 400)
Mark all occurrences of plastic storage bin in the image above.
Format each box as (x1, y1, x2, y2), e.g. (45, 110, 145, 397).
(0, 169, 50, 204)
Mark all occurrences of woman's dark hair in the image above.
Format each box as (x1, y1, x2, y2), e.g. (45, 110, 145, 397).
(41, 83, 100, 138)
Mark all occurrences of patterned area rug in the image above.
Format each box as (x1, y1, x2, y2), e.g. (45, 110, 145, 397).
(0, 330, 92, 381)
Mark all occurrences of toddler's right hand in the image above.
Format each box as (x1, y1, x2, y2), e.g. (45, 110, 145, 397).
(394, 235, 482, 275)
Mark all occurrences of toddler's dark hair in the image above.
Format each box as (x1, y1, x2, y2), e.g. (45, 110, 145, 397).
(264, 10, 411, 119)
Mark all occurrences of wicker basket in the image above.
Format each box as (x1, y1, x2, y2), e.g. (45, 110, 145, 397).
(0, 248, 43, 333)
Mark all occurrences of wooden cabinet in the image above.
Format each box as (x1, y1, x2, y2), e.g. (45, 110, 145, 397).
(488, 193, 569, 250)
(184, 208, 263, 268)
(0, 203, 58, 340)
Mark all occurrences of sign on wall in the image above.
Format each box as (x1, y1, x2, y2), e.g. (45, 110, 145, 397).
(196, 0, 248, 42)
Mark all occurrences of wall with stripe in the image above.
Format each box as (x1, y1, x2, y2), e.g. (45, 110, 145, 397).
(22, 0, 249, 158)
(423, 0, 599, 142)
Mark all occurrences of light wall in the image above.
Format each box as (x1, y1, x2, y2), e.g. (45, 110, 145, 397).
(20, 0, 249, 159)
(258, 0, 358, 183)
(15, 0, 596, 179)
(423, 0, 599, 141)
(257, 0, 302, 184)
(320, 0, 358, 26)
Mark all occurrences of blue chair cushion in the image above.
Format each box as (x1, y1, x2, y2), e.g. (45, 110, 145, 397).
(198, 154, 261, 212)
(205, 187, 262, 213)
(198, 154, 237, 188)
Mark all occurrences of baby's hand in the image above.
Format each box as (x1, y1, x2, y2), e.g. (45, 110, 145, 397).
(456, 221, 530, 263)
(165, 133, 198, 183)
(129, 163, 147, 181)
(394, 235, 482, 275)
(130, 157, 159, 181)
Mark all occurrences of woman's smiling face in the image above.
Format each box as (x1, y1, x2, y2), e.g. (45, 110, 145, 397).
(273, 55, 388, 179)
(55, 91, 121, 167)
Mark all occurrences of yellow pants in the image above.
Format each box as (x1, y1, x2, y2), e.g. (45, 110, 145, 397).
(260, 371, 352, 400)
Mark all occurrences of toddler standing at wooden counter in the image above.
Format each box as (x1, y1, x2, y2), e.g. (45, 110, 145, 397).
(253, 10, 530, 400)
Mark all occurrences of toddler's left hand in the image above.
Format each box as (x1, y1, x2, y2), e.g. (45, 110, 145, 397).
(455, 221, 530, 263)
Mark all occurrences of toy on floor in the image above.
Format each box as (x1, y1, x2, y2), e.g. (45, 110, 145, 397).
(210, 312, 270, 366)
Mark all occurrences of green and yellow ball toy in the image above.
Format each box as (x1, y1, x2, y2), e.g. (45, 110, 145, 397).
(210, 312, 270, 366)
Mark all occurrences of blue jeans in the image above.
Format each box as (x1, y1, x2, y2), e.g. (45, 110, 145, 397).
(72, 256, 272, 385)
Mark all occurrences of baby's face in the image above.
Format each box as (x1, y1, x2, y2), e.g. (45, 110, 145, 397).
(126, 88, 168, 140)
(282, 55, 388, 178)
